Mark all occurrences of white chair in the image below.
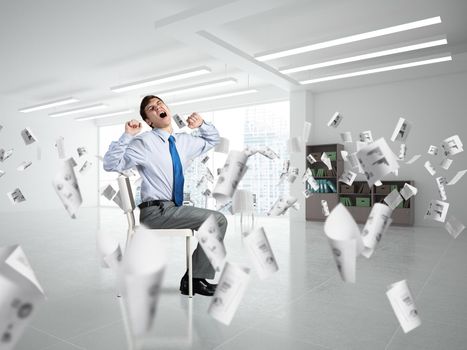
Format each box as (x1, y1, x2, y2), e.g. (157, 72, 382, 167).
(117, 175, 194, 297)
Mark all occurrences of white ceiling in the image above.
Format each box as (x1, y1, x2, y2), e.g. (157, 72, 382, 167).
(1, 0, 467, 123)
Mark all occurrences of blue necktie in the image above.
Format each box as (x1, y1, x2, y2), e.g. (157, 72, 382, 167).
(168, 135, 184, 206)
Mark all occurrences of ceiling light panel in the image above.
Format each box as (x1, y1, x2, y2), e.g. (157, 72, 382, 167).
(75, 109, 133, 121)
(156, 78, 237, 98)
(171, 89, 258, 106)
(111, 67, 212, 93)
(19, 97, 79, 113)
(49, 103, 107, 118)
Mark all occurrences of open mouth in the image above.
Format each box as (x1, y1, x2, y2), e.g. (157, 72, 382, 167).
(160, 112, 167, 118)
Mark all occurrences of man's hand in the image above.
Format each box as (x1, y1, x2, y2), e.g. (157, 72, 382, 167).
(125, 119, 142, 136)
(187, 113, 204, 129)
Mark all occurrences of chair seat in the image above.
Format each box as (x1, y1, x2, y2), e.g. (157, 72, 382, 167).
(152, 229, 193, 237)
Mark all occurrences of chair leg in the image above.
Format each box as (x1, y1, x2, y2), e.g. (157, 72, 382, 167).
(186, 236, 193, 298)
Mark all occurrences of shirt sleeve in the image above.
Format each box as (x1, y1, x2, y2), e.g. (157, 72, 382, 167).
(186, 121, 221, 160)
(103, 133, 147, 173)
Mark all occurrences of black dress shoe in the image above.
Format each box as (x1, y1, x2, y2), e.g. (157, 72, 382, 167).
(180, 277, 215, 296)
(196, 279, 217, 293)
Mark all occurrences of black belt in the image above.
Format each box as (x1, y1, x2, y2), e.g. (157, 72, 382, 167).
(138, 200, 171, 209)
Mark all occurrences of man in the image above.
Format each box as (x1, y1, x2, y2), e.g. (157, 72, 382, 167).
(103, 95, 227, 296)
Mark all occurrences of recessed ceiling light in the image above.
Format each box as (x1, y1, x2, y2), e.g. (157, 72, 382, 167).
(171, 89, 258, 106)
(281, 38, 448, 74)
(111, 67, 212, 93)
(19, 97, 79, 113)
(156, 78, 237, 97)
(256, 16, 442, 61)
(299, 55, 452, 84)
(75, 109, 133, 121)
(49, 103, 107, 118)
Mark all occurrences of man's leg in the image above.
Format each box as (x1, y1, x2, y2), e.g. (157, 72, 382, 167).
(139, 202, 227, 279)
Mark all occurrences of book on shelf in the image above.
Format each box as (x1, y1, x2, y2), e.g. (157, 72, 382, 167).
(308, 179, 337, 193)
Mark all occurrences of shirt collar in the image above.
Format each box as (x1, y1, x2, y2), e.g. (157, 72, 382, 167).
(152, 128, 175, 142)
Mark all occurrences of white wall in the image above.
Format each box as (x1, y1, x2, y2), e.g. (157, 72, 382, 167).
(0, 95, 98, 213)
(310, 71, 467, 227)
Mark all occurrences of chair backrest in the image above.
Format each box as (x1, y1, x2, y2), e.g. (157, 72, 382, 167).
(117, 175, 136, 213)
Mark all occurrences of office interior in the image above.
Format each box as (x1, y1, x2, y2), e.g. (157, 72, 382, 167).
(1, 1, 467, 349)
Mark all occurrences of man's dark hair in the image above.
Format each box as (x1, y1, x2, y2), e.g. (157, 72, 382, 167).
(139, 95, 165, 121)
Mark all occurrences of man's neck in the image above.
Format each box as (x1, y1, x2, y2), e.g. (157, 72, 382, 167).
(156, 125, 173, 134)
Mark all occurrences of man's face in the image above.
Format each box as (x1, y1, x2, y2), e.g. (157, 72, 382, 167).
(144, 98, 172, 129)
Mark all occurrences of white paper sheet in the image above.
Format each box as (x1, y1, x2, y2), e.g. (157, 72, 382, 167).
(20, 128, 38, 145)
(424, 200, 449, 223)
(356, 138, 400, 187)
(324, 204, 363, 283)
(440, 158, 453, 170)
(441, 135, 463, 156)
(172, 114, 186, 128)
(444, 215, 465, 239)
(243, 227, 278, 280)
(77, 147, 87, 157)
(321, 152, 332, 170)
(405, 154, 421, 164)
(399, 183, 418, 200)
(0, 245, 46, 350)
(386, 280, 421, 333)
(435, 177, 447, 201)
(427, 145, 438, 156)
(340, 131, 352, 143)
(101, 184, 117, 201)
(390, 118, 412, 142)
(306, 154, 317, 165)
(79, 160, 92, 174)
(327, 112, 343, 128)
(0, 148, 14, 162)
(398, 144, 407, 160)
(359, 130, 373, 143)
(119, 227, 167, 337)
(321, 200, 330, 217)
(446, 169, 467, 185)
(339, 170, 357, 186)
(424, 161, 436, 176)
(213, 151, 248, 203)
(52, 158, 82, 218)
(16, 161, 32, 172)
(303, 188, 313, 198)
(361, 203, 393, 258)
(267, 195, 297, 216)
(6, 188, 26, 205)
(208, 262, 250, 325)
(0, 170, 4, 178)
(384, 189, 403, 210)
(195, 214, 227, 273)
(287, 167, 299, 183)
(257, 146, 279, 160)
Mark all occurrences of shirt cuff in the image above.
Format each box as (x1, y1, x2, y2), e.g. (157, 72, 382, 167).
(119, 132, 134, 144)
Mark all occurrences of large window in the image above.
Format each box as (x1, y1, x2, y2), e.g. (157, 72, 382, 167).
(98, 101, 290, 214)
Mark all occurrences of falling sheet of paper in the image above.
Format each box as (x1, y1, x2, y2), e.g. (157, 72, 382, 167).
(405, 154, 421, 164)
(79, 160, 92, 174)
(390, 117, 412, 142)
(52, 158, 82, 218)
(0, 170, 4, 178)
(441, 135, 463, 157)
(339, 170, 357, 186)
(172, 114, 186, 128)
(384, 189, 403, 210)
(386, 279, 421, 333)
(267, 195, 297, 216)
(435, 177, 447, 201)
(208, 262, 250, 325)
(424, 200, 449, 223)
(361, 203, 393, 258)
(424, 161, 436, 176)
(340, 131, 352, 143)
(20, 128, 38, 145)
(6, 188, 26, 205)
(257, 146, 279, 160)
(324, 204, 363, 283)
(0, 148, 14, 162)
(427, 145, 438, 156)
(446, 169, 467, 186)
(327, 112, 343, 128)
(359, 130, 373, 143)
(243, 227, 278, 280)
(398, 144, 407, 160)
(321, 152, 332, 170)
(444, 215, 465, 239)
(321, 200, 330, 217)
(399, 183, 418, 200)
(0, 245, 46, 350)
(213, 151, 248, 203)
(306, 154, 317, 165)
(77, 147, 87, 157)
(16, 161, 32, 172)
(195, 214, 227, 273)
(356, 138, 400, 187)
(101, 184, 117, 201)
(303, 188, 312, 198)
(440, 158, 453, 170)
(119, 227, 167, 337)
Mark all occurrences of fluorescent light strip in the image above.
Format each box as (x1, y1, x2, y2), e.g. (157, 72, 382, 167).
(299, 55, 452, 84)
(157, 78, 237, 97)
(19, 97, 79, 113)
(49, 103, 107, 118)
(256, 16, 442, 61)
(281, 39, 447, 74)
(75, 109, 133, 121)
(171, 89, 258, 106)
(111, 67, 211, 93)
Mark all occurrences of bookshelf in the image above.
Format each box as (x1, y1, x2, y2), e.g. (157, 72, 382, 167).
(305, 143, 414, 226)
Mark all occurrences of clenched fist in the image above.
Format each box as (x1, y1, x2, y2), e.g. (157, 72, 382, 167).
(125, 119, 142, 136)
(187, 113, 204, 129)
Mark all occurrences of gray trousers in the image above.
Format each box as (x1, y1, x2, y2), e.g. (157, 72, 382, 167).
(139, 202, 227, 279)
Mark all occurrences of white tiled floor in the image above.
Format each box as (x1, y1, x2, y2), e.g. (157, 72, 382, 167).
(2, 207, 466, 350)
